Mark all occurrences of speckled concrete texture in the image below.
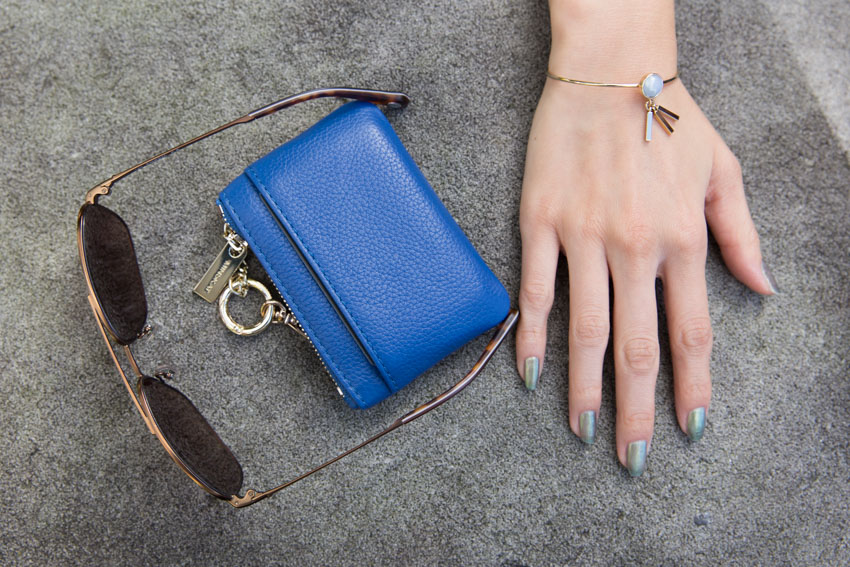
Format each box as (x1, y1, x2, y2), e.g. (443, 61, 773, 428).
(1, 1, 848, 565)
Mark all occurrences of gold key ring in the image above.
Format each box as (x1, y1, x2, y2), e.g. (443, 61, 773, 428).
(218, 278, 275, 336)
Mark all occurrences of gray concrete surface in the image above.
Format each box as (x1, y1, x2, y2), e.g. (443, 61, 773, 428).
(1, 1, 848, 565)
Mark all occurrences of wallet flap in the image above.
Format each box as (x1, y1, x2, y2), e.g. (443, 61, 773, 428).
(218, 174, 390, 408)
(220, 101, 509, 405)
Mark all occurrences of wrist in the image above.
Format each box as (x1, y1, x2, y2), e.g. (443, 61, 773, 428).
(548, 0, 677, 80)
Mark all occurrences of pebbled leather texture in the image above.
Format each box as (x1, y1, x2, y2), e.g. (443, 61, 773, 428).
(218, 101, 510, 408)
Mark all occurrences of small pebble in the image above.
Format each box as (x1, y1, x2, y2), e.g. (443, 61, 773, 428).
(694, 513, 711, 526)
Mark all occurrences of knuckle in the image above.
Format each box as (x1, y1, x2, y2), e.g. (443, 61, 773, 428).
(569, 383, 601, 405)
(573, 212, 605, 243)
(571, 311, 610, 348)
(613, 219, 658, 260)
(670, 220, 708, 256)
(621, 336, 659, 373)
(516, 325, 546, 346)
(676, 317, 713, 357)
(619, 410, 655, 432)
(520, 195, 561, 230)
(726, 153, 743, 179)
(678, 378, 712, 403)
(519, 280, 554, 313)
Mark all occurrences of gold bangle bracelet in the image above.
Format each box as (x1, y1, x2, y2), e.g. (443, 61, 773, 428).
(545, 70, 679, 89)
(546, 69, 681, 142)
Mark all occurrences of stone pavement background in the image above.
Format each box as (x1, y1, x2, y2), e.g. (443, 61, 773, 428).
(1, 1, 847, 565)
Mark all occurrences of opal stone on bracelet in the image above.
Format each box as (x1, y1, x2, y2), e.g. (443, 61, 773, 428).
(640, 72, 665, 98)
(639, 73, 679, 142)
(546, 69, 680, 142)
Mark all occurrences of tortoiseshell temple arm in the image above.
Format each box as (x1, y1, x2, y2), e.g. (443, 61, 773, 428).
(229, 309, 520, 508)
(84, 88, 411, 205)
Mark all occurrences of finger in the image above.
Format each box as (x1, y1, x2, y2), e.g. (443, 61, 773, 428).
(516, 222, 560, 390)
(662, 248, 712, 443)
(564, 239, 609, 444)
(705, 143, 777, 294)
(610, 251, 660, 477)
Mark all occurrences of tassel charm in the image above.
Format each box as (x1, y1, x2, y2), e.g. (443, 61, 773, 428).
(640, 73, 679, 142)
(644, 99, 679, 142)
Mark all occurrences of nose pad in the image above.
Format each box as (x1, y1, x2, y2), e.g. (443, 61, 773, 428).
(154, 364, 175, 381)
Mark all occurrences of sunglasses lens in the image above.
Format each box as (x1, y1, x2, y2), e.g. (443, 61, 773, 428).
(140, 376, 243, 498)
(79, 204, 148, 344)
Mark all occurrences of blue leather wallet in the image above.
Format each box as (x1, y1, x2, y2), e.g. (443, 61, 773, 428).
(217, 101, 510, 408)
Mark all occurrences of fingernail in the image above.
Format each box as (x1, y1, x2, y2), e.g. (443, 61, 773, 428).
(524, 357, 539, 391)
(687, 407, 706, 442)
(579, 410, 596, 444)
(627, 441, 647, 477)
(762, 261, 779, 294)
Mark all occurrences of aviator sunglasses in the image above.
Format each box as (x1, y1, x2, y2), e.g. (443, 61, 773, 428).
(77, 88, 519, 508)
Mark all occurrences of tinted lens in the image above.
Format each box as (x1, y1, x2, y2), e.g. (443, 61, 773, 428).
(79, 204, 148, 344)
(140, 376, 243, 498)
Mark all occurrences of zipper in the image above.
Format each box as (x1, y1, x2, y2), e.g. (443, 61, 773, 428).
(217, 205, 347, 401)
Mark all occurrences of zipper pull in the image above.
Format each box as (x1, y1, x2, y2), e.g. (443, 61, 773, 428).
(261, 300, 310, 340)
(193, 224, 249, 303)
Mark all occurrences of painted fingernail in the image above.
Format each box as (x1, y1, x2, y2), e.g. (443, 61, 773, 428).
(579, 410, 596, 444)
(762, 261, 779, 294)
(687, 407, 706, 442)
(524, 357, 539, 391)
(627, 441, 647, 477)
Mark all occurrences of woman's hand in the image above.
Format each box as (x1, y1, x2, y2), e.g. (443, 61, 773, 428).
(516, 38, 776, 475)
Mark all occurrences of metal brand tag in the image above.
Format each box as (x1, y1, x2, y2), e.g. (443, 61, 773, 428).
(193, 244, 248, 303)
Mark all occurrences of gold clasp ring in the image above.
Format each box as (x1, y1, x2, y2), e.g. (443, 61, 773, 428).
(218, 278, 274, 336)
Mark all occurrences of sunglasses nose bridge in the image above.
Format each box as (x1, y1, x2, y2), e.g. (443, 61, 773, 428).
(153, 364, 175, 381)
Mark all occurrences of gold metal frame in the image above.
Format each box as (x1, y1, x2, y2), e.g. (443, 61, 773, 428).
(228, 309, 518, 508)
(76, 87, 519, 508)
(88, 295, 232, 499)
(78, 248, 232, 498)
(545, 70, 679, 89)
(83, 88, 410, 206)
(545, 70, 681, 141)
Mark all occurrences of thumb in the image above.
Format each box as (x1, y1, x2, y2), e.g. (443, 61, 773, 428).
(705, 142, 777, 295)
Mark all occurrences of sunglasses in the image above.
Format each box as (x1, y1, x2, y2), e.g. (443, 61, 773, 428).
(77, 87, 519, 508)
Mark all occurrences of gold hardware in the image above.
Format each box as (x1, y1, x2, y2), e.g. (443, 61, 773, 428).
(218, 276, 276, 336)
(644, 99, 679, 141)
(202, 222, 312, 342)
(211, 216, 339, 393)
(223, 223, 247, 256)
(546, 69, 680, 141)
(546, 69, 679, 89)
(229, 490, 261, 508)
(193, 239, 248, 303)
(261, 300, 310, 339)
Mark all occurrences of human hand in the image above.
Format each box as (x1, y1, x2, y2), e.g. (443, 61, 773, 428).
(516, 1, 777, 476)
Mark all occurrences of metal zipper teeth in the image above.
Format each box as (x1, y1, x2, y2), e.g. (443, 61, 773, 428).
(218, 206, 347, 400)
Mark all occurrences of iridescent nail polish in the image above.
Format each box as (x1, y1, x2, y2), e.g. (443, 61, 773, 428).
(687, 407, 706, 442)
(524, 357, 539, 391)
(762, 261, 779, 294)
(627, 441, 647, 477)
(579, 410, 596, 444)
